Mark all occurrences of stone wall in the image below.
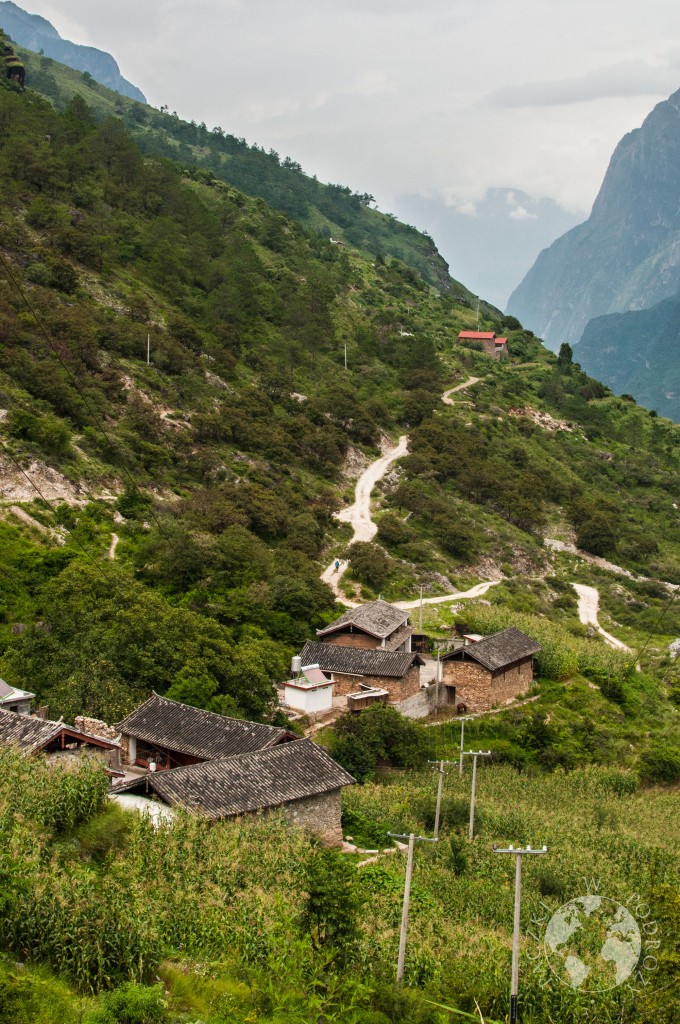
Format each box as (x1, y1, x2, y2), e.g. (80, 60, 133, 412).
(442, 658, 533, 712)
(331, 664, 420, 701)
(396, 683, 446, 720)
(283, 788, 344, 846)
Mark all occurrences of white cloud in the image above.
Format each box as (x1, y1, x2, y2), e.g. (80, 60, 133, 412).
(509, 206, 538, 221)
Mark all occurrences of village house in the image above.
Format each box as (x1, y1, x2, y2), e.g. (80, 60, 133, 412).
(457, 330, 508, 361)
(116, 693, 294, 770)
(316, 599, 414, 652)
(298, 640, 423, 700)
(112, 737, 354, 846)
(0, 677, 34, 715)
(439, 627, 541, 712)
(0, 708, 120, 764)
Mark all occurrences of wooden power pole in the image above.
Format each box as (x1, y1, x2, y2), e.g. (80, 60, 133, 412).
(387, 831, 438, 981)
(463, 749, 491, 840)
(493, 844, 548, 1024)
(427, 759, 456, 838)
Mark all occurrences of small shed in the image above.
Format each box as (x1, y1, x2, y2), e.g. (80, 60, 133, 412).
(111, 738, 355, 846)
(347, 687, 389, 713)
(0, 677, 34, 715)
(284, 664, 333, 714)
(440, 627, 541, 712)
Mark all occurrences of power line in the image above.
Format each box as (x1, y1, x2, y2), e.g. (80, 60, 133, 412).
(0, 441, 108, 580)
(0, 250, 171, 542)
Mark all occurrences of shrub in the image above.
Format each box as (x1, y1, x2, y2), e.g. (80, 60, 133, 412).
(84, 984, 169, 1024)
(639, 743, 680, 783)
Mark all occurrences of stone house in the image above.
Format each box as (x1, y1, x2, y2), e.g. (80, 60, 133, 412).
(457, 331, 508, 361)
(111, 738, 354, 845)
(0, 708, 120, 764)
(298, 640, 423, 700)
(440, 627, 541, 712)
(116, 693, 294, 770)
(316, 599, 413, 652)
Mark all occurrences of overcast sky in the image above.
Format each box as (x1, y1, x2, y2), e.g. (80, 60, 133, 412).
(18, 1, 680, 300)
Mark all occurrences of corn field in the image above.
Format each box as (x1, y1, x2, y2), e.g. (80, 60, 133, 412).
(0, 749, 677, 1023)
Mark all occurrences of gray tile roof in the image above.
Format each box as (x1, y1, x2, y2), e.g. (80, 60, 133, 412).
(317, 600, 409, 640)
(442, 627, 541, 672)
(112, 739, 354, 819)
(299, 641, 423, 679)
(0, 709, 118, 754)
(116, 694, 290, 761)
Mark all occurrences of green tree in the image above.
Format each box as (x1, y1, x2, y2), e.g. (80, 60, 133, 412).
(300, 847, 364, 965)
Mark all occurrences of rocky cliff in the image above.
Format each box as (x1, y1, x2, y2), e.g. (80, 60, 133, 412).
(507, 87, 680, 350)
(0, 1, 145, 102)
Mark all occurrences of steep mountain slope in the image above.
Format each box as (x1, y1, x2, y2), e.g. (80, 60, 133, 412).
(507, 87, 680, 349)
(0, 2, 145, 101)
(577, 296, 680, 420)
(13, 38, 479, 300)
(0, 74, 678, 729)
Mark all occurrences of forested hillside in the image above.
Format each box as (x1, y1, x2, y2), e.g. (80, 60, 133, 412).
(0, 44, 678, 1024)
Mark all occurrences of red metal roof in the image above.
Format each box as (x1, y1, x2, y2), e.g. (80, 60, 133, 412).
(495, 337, 508, 345)
(458, 331, 496, 340)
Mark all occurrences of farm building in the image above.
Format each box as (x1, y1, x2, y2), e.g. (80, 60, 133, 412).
(0, 708, 120, 764)
(116, 693, 294, 771)
(457, 331, 508, 361)
(0, 677, 34, 715)
(440, 627, 540, 712)
(111, 738, 354, 845)
(316, 599, 413, 651)
(298, 640, 423, 700)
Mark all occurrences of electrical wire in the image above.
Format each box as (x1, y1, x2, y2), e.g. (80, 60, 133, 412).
(0, 441, 109, 580)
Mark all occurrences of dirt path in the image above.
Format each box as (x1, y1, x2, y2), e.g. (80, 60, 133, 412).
(442, 376, 482, 404)
(572, 583, 633, 653)
(394, 579, 501, 610)
(545, 537, 678, 591)
(108, 532, 120, 560)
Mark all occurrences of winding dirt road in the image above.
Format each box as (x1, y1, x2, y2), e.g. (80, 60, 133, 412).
(572, 583, 633, 653)
(320, 381, 500, 607)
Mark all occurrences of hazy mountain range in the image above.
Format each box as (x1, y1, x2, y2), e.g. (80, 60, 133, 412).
(0, 1, 145, 101)
(508, 86, 680, 419)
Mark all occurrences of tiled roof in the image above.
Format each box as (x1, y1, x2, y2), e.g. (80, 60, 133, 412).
(300, 640, 423, 679)
(317, 599, 408, 640)
(113, 739, 354, 819)
(116, 694, 289, 761)
(383, 623, 414, 651)
(0, 710, 62, 753)
(0, 710, 118, 754)
(442, 627, 541, 672)
(458, 331, 496, 340)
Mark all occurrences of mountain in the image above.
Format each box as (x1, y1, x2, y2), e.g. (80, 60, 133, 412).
(394, 188, 581, 310)
(507, 87, 680, 351)
(0, 1, 145, 101)
(577, 296, 680, 420)
(9, 32, 477, 301)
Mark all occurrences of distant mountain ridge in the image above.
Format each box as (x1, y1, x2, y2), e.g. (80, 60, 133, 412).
(0, 1, 145, 102)
(507, 87, 680, 349)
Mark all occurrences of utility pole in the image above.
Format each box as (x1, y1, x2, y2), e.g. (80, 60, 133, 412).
(344, 342, 347, 370)
(456, 715, 473, 775)
(147, 333, 150, 365)
(427, 760, 456, 838)
(463, 749, 491, 840)
(419, 585, 423, 633)
(493, 844, 548, 1024)
(387, 832, 438, 982)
